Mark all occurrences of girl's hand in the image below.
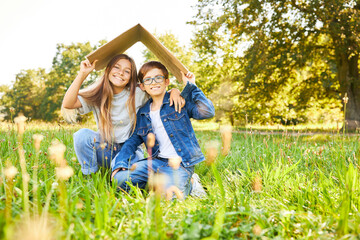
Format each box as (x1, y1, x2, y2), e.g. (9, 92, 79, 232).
(169, 88, 185, 113)
(181, 71, 195, 85)
(79, 59, 98, 76)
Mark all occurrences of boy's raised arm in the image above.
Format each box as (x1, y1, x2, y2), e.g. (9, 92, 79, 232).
(180, 72, 215, 120)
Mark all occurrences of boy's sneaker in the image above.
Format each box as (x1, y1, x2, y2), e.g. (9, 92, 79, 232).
(190, 173, 207, 198)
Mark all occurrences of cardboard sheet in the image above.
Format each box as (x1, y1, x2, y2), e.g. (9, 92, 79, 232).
(86, 24, 188, 83)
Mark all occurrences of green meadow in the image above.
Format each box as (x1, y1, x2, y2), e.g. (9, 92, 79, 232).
(0, 120, 359, 239)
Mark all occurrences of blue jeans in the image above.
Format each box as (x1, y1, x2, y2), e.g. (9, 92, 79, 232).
(113, 158, 194, 197)
(73, 128, 143, 175)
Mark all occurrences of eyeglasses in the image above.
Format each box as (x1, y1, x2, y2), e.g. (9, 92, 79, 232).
(142, 75, 165, 85)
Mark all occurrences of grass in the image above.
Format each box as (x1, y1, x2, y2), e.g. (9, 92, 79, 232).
(0, 120, 360, 239)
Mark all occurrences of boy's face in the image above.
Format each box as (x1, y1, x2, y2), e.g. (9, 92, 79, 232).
(140, 68, 170, 97)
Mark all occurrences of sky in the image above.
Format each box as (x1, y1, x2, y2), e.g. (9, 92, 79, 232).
(0, 0, 198, 86)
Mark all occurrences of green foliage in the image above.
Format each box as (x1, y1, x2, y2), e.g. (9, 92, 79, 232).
(1, 69, 47, 120)
(40, 42, 103, 121)
(190, 0, 359, 125)
(0, 41, 105, 121)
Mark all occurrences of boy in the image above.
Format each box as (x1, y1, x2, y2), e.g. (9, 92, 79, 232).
(111, 61, 215, 197)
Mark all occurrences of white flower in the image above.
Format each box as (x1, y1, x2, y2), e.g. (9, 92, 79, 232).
(147, 133, 156, 148)
(14, 114, 27, 135)
(4, 165, 18, 179)
(168, 157, 182, 170)
(205, 141, 219, 165)
(32, 134, 44, 151)
(165, 185, 184, 200)
(100, 142, 107, 150)
(55, 166, 74, 181)
(48, 139, 66, 166)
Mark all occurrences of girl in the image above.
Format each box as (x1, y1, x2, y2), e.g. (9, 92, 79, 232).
(62, 54, 184, 175)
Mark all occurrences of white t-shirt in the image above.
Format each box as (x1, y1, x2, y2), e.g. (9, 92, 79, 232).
(77, 87, 148, 143)
(150, 108, 179, 159)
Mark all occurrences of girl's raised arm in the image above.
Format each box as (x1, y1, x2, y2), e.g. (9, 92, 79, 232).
(62, 59, 98, 109)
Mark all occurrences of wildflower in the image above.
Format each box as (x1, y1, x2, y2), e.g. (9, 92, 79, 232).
(13, 216, 55, 240)
(130, 163, 137, 171)
(9, 107, 15, 113)
(55, 166, 74, 181)
(205, 141, 219, 165)
(149, 173, 168, 194)
(4, 165, 18, 180)
(343, 93, 348, 104)
(147, 133, 156, 148)
(100, 142, 107, 150)
(168, 157, 182, 170)
(33, 134, 44, 152)
(14, 113, 27, 135)
(23, 172, 30, 183)
(76, 202, 84, 210)
(220, 125, 232, 156)
(48, 139, 66, 166)
(252, 174, 262, 193)
(52, 182, 59, 189)
(165, 185, 184, 200)
(263, 138, 268, 148)
(252, 224, 262, 236)
(4, 163, 17, 224)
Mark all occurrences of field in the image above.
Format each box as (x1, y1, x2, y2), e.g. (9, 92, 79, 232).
(0, 120, 359, 239)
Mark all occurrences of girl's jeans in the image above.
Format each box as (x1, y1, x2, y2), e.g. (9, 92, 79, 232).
(113, 158, 194, 197)
(74, 128, 142, 175)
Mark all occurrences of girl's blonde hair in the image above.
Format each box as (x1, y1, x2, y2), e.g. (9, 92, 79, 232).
(79, 54, 138, 143)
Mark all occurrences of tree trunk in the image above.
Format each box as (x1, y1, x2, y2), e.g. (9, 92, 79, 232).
(337, 52, 360, 131)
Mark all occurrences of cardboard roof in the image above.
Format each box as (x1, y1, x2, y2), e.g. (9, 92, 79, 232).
(86, 24, 188, 82)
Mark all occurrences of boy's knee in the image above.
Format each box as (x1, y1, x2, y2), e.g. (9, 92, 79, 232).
(112, 171, 130, 187)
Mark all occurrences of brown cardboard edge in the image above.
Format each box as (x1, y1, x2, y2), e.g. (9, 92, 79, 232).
(86, 24, 188, 83)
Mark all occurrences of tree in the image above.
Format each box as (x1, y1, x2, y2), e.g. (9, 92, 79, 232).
(190, 0, 359, 128)
(40, 41, 104, 121)
(0, 41, 105, 121)
(0, 69, 47, 120)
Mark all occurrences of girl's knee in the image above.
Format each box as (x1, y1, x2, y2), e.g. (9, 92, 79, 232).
(73, 128, 97, 145)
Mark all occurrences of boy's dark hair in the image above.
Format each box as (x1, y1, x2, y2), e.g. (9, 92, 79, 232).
(138, 61, 169, 82)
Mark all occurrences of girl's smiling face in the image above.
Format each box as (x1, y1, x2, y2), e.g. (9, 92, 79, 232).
(108, 58, 132, 93)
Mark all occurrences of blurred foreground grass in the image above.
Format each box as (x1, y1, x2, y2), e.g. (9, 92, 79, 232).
(0, 120, 359, 239)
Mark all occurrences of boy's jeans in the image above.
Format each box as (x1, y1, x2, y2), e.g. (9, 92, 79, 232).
(113, 158, 194, 197)
(74, 128, 143, 175)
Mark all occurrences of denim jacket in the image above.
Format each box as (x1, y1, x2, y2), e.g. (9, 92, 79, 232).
(111, 82, 215, 172)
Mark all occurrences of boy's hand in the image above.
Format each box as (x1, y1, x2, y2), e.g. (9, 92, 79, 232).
(80, 59, 98, 76)
(111, 168, 126, 181)
(181, 71, 195, 85)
